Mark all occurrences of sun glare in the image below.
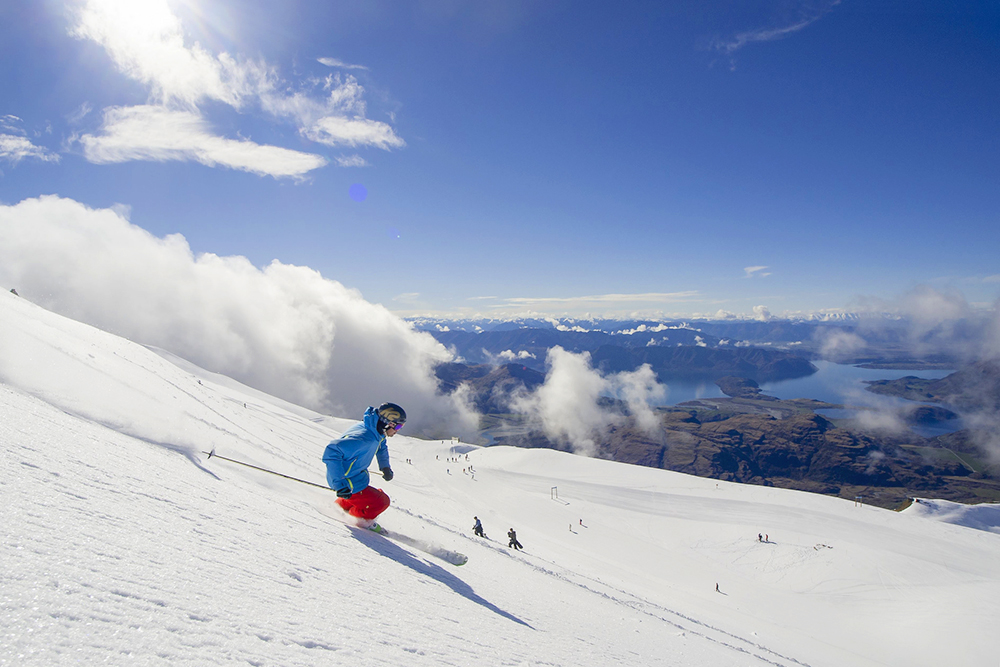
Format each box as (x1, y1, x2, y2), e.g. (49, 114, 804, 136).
(86, 0, 183, 41)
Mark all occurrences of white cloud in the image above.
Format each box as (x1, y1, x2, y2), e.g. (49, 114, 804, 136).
(0, 116, 60, 165)
(68, 0, 402, 174)
(304, 115, 406, 149)
(512, 347, 667, 457)
(0, 134, 60, 165)
(498, 350, 536, 362)
(817, 328, 866, 361)
(721, 18, 817, 54)
(512, 347, 612, 457)
(259, 73, 405, 149)
(988, 300, 1000, 361)
(0, 195, 478, 437)
(753, 305, 772, 321)
(1, 114, 23, 132)
(335, 154, 370, 167)
(71, 0, 266, 109)
(715, 1, 842, 55)
(318, 57, 369, 71)
(898, 285, 972, 323)
(614, 363, 668, 433)
(68, 102, 94, 125)
(617, 323, 679, 335)
(78, 106, 327, 178)
(854, 285, 997, 362)
(744, 265, 771, 278)
(838, 387, 909, 435)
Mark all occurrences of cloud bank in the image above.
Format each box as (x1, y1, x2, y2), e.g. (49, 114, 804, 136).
(0, 195, 476, 437)
(852, 285, 1000, 364)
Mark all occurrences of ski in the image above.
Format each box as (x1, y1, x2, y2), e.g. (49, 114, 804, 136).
(315, 504, 468, 566)
(367, 524, 469, 566)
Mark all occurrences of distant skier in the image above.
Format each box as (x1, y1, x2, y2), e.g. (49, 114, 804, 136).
(473, 516, 486, 538)
(323, 403, 405, 528)
(508, 528, 523, 550)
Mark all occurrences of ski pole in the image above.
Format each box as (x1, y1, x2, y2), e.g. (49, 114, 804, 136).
(203, 449, 384, 490)
(204, 449, 333, 490)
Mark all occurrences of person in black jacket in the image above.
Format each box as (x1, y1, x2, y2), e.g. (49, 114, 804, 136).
(507, 528, 523, 550)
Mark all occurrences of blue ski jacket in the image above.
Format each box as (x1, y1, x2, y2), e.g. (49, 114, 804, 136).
(322, 407, 390, 495)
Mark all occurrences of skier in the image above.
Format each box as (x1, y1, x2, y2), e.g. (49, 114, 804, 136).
(323, 403, 405, 528)
(473, 516, 486, 538)
(508, 528, 523, 550)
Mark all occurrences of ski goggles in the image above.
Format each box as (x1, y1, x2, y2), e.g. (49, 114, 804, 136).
(385, 420, 404, 431)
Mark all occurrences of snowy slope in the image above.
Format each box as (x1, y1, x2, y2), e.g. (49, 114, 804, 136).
(3, 289, 1000, 667)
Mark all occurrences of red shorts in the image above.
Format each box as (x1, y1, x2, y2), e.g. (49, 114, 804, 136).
(335, 486, 390, 520)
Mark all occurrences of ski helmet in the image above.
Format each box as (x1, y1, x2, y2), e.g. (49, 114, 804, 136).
(376, 402, 406, 426)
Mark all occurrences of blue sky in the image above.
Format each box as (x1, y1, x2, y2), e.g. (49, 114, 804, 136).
(2, 0, 998, 320)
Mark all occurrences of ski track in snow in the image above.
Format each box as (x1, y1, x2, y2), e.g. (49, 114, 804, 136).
(393, 502, 807, 666)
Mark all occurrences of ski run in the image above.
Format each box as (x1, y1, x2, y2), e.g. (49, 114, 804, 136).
(2, 289, 1000, 667)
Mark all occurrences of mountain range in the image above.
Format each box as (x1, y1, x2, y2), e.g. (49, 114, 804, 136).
(416, 315, 972, 369)
(432, 348, 1000, 509)
(864, 359, 1000, 413)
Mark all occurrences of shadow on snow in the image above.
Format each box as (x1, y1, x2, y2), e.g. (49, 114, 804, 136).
(348, 527, 534, 629)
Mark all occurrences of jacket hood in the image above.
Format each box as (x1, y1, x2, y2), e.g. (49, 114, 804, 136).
(362, 406, 380, 433)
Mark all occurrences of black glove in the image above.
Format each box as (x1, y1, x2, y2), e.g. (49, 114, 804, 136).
(381, 467, 394, 482)
(336, 487, 352, 498)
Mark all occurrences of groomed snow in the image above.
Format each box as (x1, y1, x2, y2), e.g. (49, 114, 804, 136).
(3, 290, 1000, 667)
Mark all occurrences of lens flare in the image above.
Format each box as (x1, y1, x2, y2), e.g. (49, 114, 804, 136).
(349, 183, 367, 202)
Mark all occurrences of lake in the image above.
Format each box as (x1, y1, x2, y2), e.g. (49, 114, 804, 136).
(658, 361, 961, 437)
(758, 361, 954, 405)
(656, 361, 953, 406)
